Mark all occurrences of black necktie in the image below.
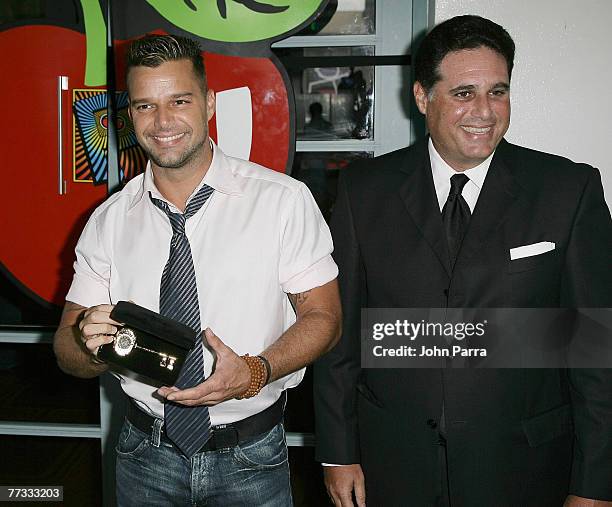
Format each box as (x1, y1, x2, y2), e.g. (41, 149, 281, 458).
(150, 184, 214, 458)
(442, 174, 471, 267)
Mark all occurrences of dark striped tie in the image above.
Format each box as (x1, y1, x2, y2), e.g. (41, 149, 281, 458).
(150, 184, 214, 458)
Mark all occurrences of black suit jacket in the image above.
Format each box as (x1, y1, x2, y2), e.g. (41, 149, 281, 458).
(314, 138, 612, 506)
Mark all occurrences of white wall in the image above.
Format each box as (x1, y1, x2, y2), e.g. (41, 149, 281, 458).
(434, 0, 612, 210)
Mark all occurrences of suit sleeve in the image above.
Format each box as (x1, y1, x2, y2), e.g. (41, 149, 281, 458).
(313, 171, 364, 464)
(562, 167, 612, 499)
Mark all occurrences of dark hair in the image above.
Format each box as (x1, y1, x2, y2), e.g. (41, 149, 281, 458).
(415, 15, 515, 94)
(126, 34, 206, 89)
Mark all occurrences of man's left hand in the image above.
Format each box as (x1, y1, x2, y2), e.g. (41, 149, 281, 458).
(564, 495, 612, 507)
(157, 328, 251, 406)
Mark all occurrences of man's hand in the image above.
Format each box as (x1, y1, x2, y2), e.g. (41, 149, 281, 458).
(157, 328, 251, 406)
(53, 301, 113, 378)
(564, 496, 612, 507)
(324, 464, 366, 507)
(78, 304, 120, 357)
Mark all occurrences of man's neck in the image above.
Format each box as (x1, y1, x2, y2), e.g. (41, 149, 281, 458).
(152, 148, 213, 212)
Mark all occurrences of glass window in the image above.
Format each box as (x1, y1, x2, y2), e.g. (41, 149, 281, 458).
(275, 47, 374, 141)
(298, 0, 375, 35)
(0, 435, 102, 506)
(290, 152, 373, 221)
(0, 343, 100, 424)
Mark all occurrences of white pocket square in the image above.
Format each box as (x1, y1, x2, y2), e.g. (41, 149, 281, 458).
(510, 241, 555, 260)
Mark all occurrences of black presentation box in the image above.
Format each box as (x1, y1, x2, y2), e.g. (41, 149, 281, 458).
(98, 301, 197, 386)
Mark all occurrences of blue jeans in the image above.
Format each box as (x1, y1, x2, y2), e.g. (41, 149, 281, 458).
(116, 418, 292, 506)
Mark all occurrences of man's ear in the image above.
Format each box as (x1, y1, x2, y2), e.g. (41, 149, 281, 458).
(206, 89, 216, 122)
(413, 81, 428, 115)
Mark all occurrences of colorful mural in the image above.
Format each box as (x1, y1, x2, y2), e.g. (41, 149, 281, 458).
(0, 0, 329, 306)
(143, 0, 321, 42)
(73, 90, 145, 184)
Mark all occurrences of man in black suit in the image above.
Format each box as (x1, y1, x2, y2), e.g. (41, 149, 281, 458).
(314, 15, 612, 507)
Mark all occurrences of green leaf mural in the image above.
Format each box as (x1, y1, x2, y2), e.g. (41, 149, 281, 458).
(81, 0, 106, 86)
(144, 0, 325, 42)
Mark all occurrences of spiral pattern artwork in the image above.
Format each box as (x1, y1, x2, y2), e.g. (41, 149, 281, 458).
(73, 89, 147, 184)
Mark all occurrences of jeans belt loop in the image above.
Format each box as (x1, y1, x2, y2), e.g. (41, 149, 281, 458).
(151, 417, 163, 448)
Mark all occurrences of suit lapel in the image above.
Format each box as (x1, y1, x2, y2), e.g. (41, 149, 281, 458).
(399, 139, 452, 276)
(458, 140, 523, 263)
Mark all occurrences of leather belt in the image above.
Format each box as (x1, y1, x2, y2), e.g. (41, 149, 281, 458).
(126, 392, 286, 453)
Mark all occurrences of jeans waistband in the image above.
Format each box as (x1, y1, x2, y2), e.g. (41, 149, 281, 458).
(126, 392, 286, 453)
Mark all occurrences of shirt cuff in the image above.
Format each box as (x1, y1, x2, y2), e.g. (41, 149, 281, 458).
(65, 273, 111, 309)
(281, 255, 338, 294)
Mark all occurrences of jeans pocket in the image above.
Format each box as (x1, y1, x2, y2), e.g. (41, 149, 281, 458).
(115, 420, 149, 459)
(232, 423, 289, 471)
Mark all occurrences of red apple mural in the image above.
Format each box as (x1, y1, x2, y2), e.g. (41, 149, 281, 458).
(0, 0, 328, 308)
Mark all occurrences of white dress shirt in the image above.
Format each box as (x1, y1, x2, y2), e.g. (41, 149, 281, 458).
(428, 137, 493, 212)
(66, 142, 338, 424)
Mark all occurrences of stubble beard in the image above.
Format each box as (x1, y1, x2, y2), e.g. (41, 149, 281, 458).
(143, 135, 207, 170)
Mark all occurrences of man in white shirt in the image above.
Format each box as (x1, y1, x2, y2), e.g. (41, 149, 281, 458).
(54, 34, 341, 506)
(314, 15, 612, 507)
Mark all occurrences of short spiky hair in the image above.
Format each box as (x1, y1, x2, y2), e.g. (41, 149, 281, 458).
(415, 15, 515, 94)
(126, 34, 207, 89)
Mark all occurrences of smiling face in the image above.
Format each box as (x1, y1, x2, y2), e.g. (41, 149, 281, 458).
(414, 46, 511, 171)
(127, 59, 215, 174)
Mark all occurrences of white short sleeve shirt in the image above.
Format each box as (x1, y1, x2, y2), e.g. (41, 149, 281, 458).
(66, 143, 338, 424)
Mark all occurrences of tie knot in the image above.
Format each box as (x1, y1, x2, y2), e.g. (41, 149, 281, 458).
(167, 211, 186, 235)
(449, 173, 469, 197)
(150, 196, 186, 235)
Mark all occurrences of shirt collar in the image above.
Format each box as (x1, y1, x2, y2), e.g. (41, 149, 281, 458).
(429, 137, 492, 191)
(429, 137, 494, 212)
(203, 140, 245, 197)
(128, 140, 244, 212)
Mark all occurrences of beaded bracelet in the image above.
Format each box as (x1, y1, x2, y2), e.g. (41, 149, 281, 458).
(236, 354, 268, 399)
